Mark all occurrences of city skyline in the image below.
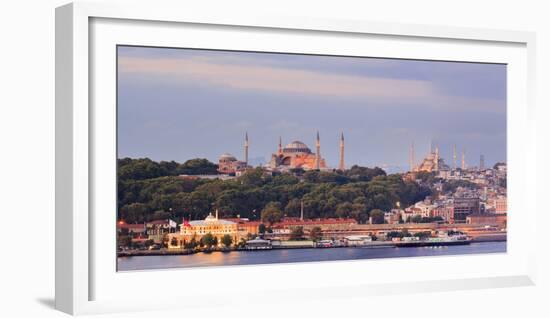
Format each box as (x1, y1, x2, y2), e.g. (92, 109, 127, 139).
(117, 46, 506, 170)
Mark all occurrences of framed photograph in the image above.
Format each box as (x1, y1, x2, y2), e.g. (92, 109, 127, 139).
(56, 2, 537, 315)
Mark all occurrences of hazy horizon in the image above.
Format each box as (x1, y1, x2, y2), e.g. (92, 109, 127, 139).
(117, 46, 506, 171)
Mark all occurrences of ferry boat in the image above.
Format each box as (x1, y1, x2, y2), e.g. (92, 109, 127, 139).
(244, 237, 273, 250)
(396, 234, 471, 247)
(315, 240, 334, 248)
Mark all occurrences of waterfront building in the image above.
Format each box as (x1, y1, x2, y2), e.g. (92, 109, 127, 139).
(117, 222, 146, 235)
(116, 222, 148, 245)
(384, 210, 401, 224)
(430, 206, 454, 223)
(486, 196, 507, 214)
(453, 197, 480, 223)
(223, 217, 261, 236)
(168, 210, 238, 248)
(146, 219, 178, 243)
(466, 213, 507, 228)
(269, 217, 357, 237)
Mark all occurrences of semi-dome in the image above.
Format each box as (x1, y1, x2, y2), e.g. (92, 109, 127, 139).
(283, 140, 312, 153)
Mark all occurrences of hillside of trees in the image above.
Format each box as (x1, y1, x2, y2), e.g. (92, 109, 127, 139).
(118, 158, 432, 224)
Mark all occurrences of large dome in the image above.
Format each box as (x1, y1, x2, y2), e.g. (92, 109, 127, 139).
(283, 140, 312, 153)
(219, 153, 237, 161)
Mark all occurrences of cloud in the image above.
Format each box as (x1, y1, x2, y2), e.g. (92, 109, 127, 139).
(118, 56, 436, 100)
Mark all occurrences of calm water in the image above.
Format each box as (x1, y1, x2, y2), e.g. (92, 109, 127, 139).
(117, 242, 506, 271)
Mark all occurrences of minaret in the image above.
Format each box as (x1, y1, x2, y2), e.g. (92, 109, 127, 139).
(277, 136, 283, 156)
(315, 131, 321, 170)
(480, 154, 485, 171)
(338, 132, 345, 170)
(244, 132, 249, 166)
(453, 144, 457, 171)
(409, 141, 416, 172)
(435, 146, 439, 172)
(215, 209, 219, 220)
(300, 200, 304, 221)
(461, 149, 466, 170)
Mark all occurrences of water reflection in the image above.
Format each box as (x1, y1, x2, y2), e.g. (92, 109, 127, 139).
(118, 242, 506, 271)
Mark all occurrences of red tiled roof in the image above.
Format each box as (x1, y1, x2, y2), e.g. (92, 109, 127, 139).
(272, 218, 357, 228)
(117, 223, 145, 230)
(147, 220, 170, 225)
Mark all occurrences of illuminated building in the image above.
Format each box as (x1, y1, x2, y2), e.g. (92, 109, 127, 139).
(167, 210, 238, 248)
(269, 132, 328, 170)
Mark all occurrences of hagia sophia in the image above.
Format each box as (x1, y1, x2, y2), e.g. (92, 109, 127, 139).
(217, 131, 345, 174)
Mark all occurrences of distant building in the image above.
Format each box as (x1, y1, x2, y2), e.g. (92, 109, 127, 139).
(270, 133, 328, 171)
(466, 213, 507, 228)
(384, 210, 401, 224)
(413, 145, 450, 173)
(217, 133, 249, 174)
(430, 206, 454, 223)
(270, 217, 357, 233)
(453, 197, 480, 223)
(487, 196, 507, 214)
(218, 153, 248, 174)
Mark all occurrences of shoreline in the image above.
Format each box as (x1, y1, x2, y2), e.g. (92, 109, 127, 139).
(117, 237, 506, 257)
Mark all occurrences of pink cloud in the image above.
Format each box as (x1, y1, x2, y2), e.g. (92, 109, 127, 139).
(118, 56, 435, 99)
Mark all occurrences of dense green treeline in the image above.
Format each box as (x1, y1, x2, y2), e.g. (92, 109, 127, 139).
(118, 158, 431, 224)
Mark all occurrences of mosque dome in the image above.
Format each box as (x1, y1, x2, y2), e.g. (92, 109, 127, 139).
(219, 153, 237, 161)
(283, 141, 312, 153)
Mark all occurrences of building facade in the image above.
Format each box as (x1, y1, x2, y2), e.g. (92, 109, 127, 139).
(168, 211, 238, 248)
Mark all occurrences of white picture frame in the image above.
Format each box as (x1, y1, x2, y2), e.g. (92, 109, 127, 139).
(55, 1, 537, 315)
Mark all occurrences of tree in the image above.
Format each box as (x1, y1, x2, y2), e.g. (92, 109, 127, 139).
(221, 234, 233, 248)
(170, 236, 178, 247)
(201, 233, 216, 249)
(240, 167, 269, 186)
(414, 231, 431, 239)
(258, 223, 267, 234)
(179, 158, 218, 175)
(119, 202, 149, 223)
(411, 215, 423, 223)
(117, 235, 132, 248)
(162, 234, 170, 248)
(261, 202, 283, 225)
(187, 235, 198, 249)
(369, 209, 385, 224)
(289, 226, 304, 240)
(309, 226, 322, 241)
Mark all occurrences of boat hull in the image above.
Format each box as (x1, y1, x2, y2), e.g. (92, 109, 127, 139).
(397, 240, 472, 247)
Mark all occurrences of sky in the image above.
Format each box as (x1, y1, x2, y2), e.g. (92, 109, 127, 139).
(117, 45, 506, 171)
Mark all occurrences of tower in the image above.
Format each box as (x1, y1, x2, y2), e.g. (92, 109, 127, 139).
(480, 154, 485, 171)
(453, 144, 457, 171)
(461, 149, 466, 170)
(338, 132, 345, 170)
(315, 131, 321, 170)
(300, 200, 304, 221)
(409, 141, 416, 172)
(244, 132, 249, 166)
(277, 136, 283, 156)
(435, 146, 439, 172)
